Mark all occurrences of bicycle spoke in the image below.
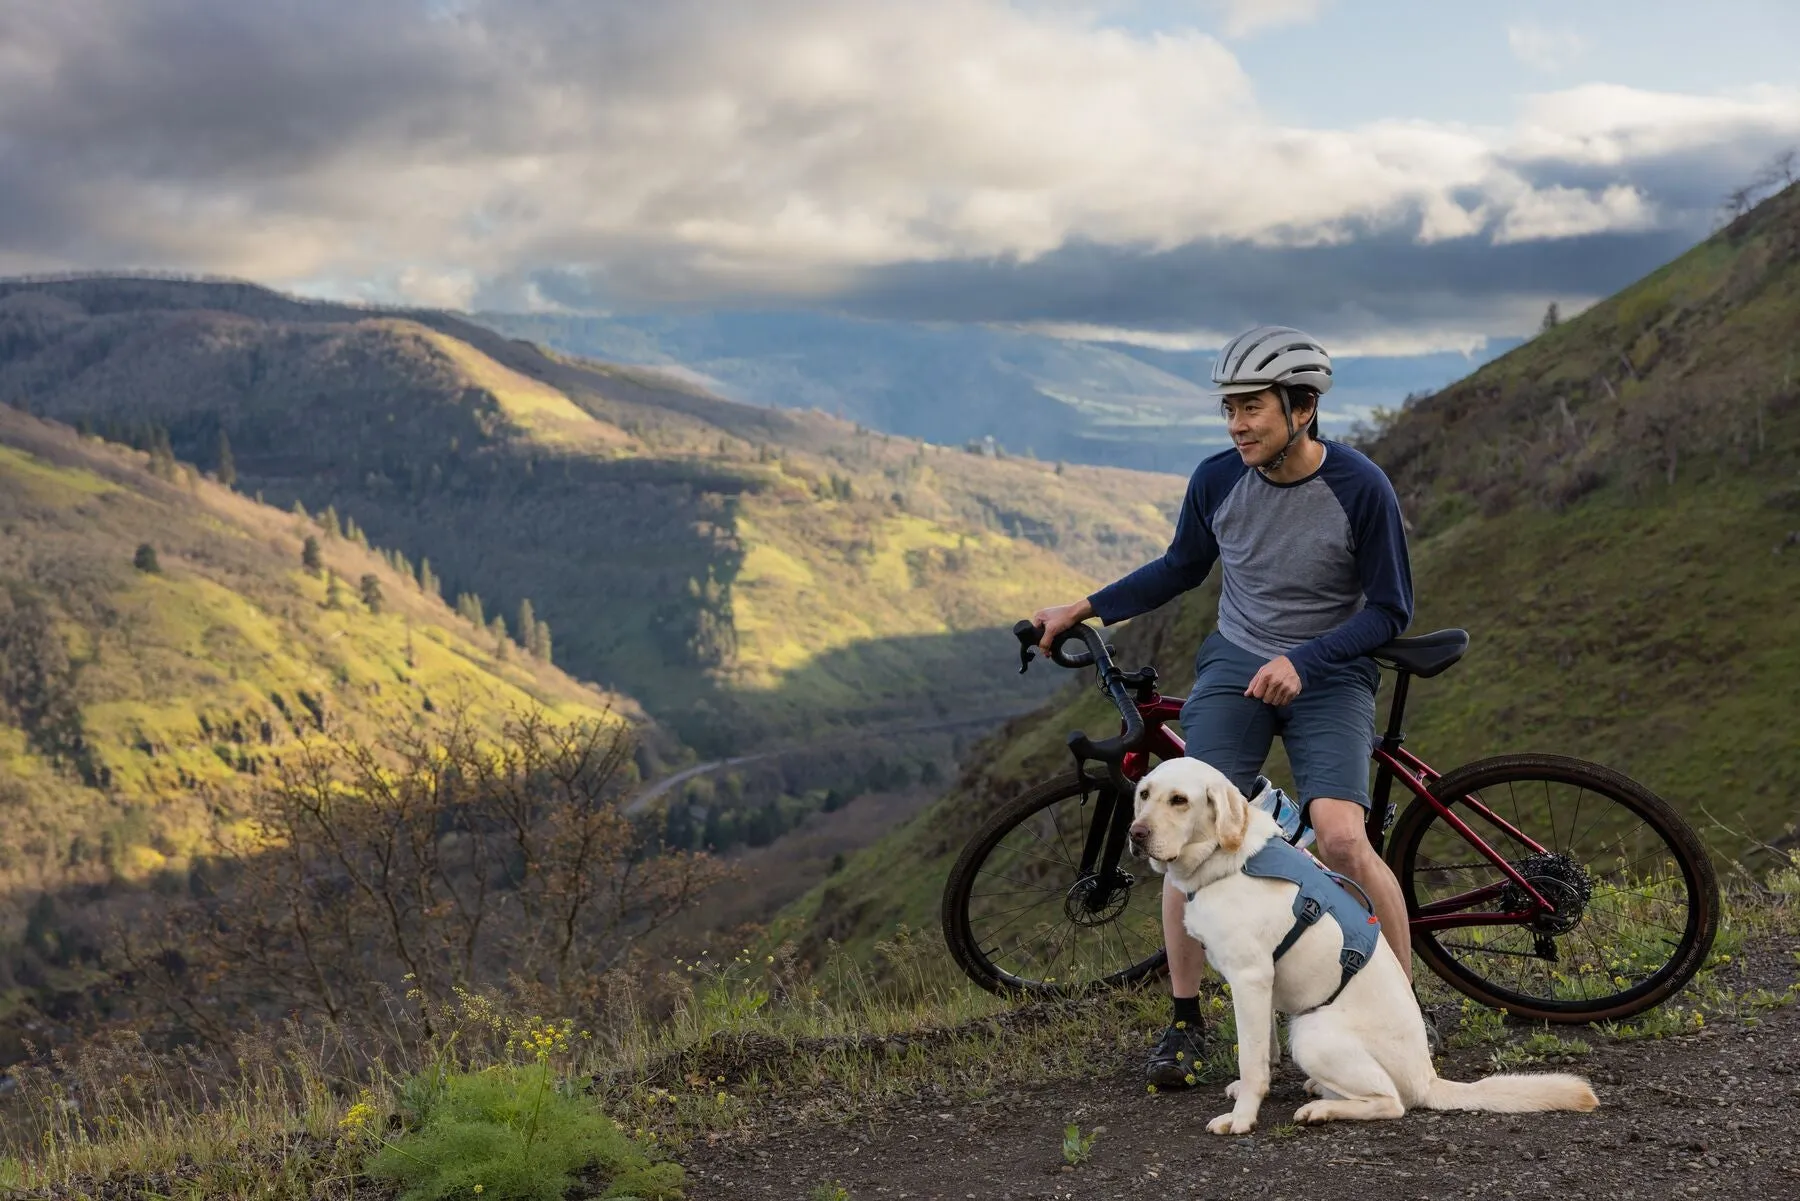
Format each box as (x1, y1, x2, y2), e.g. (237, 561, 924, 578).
(951, 778, 1169, 994)
(1397, 759, 1713, 1019)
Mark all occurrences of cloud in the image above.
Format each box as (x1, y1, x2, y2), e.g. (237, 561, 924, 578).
(1507, 23, 1586, 73)
(1209, 0, 1332, 38)
(0, 0, 1796, 348)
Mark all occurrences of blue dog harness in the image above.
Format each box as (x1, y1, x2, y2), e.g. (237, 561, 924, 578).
(1189, 838, 1382, 1010)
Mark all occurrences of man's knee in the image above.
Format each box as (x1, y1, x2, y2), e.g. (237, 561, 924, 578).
(1308, 799, 1374, 870)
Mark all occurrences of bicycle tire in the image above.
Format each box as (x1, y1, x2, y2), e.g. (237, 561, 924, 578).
(1389, 752, 1719, 1024)
(942, 773, 1168, 998)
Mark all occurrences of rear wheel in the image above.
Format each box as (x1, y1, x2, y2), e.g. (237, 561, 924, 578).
(942, 773, 1168, 997)
(1390, 753, 1718, 1023)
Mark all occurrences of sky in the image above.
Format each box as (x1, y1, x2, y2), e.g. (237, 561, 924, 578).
(3, 0, 1798, 356)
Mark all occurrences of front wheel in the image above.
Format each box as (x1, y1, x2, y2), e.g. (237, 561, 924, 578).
(1389, 753, 1719, 1023)
(942, 773, 1168, 997)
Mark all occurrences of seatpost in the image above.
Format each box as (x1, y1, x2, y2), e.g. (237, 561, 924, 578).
(1382, 670, 1412, 748)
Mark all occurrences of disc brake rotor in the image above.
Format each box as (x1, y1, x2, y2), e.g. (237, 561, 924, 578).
(1064, 872, 1133, 927)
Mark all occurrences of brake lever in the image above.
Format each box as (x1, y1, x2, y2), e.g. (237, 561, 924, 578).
(1012, 619, 1041, 674)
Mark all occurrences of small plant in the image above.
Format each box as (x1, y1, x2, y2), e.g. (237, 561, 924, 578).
(368, 1015, 683, 1201)
(1061, 1122, 1098, 1166)
(809, 1182, 853, 1201)
(1490, 1031, 1591, 1070)
(1447, 999, 1507, 1050)
(133, 542, 160, 573)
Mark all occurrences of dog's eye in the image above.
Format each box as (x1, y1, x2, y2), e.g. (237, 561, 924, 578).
(1168, 792, 1188, 807)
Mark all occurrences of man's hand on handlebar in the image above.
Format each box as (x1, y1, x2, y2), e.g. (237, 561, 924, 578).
(1030, 598, 1095, 655)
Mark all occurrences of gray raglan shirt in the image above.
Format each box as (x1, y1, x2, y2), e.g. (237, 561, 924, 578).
(1087, 441, 1413, 687)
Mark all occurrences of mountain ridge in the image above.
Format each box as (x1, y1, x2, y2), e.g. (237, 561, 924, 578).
(0, 275, 1183, 757)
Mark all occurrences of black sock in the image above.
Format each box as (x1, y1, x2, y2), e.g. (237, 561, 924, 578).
(1171, 995, 1202, 1026)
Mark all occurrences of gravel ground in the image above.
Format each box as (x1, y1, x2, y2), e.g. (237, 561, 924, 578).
(681, 938, 1800, 1201)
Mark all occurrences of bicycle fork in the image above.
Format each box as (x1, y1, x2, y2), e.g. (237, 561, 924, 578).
(1074, 764, 1137, 912)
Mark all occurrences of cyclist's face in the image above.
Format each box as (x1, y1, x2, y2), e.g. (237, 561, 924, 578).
(1222, 388, 1308, 466)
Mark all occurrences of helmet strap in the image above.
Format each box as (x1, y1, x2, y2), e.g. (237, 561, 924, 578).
(1259, 386, 1305, 475)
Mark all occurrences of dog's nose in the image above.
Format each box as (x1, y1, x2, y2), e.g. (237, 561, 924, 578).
(1128, 822, 1149, 843)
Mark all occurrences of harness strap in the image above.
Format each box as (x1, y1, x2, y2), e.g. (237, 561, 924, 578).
(1271, 894, 1323, 961)
(1186, 841, 1382, 1015)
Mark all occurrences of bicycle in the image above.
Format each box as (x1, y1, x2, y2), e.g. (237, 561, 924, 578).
(940, 621, 1721, 1023)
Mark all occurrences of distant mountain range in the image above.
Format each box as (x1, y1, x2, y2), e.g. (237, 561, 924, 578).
(472, 308, 1522, 474)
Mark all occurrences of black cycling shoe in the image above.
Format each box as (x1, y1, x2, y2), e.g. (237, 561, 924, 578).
(1145, 1020, 1208, 1089)
(1420, 1006, 1444, 1057)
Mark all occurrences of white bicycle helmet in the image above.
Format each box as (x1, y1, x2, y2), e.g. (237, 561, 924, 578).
(1209, 325, 1334, 397)
(1210, 325, 1333, 469)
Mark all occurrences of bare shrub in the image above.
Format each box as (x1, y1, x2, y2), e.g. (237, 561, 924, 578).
(119, 702, 728, 1049)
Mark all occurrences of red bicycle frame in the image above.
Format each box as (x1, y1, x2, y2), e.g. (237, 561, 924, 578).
(1112, 681, 1559, 935)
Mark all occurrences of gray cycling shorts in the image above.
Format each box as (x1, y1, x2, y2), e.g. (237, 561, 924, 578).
(1178, 629, 1379, 812)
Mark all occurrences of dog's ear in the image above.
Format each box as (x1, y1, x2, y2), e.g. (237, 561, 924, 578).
(1209, 780, 1250, 854)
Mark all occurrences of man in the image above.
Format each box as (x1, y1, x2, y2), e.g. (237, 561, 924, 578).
(1031, 324, 1421, 1090)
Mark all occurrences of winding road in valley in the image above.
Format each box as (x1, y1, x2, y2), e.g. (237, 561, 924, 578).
(625, 707, 1041, 813)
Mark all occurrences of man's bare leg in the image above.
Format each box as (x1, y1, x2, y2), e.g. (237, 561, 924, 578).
(1164, 874, 1209, 994)
(1308, 797, 1412, 982)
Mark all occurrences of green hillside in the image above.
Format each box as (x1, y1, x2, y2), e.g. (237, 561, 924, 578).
(776, 182, 1800, 968)
(0, 279, 1182, 753)
(0, 404, 656, 1028)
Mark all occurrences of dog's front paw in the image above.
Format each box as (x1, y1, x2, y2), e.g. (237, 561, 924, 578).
(1294, 1101, 1336, 1124)
(1207, 1111, 1257, 1135)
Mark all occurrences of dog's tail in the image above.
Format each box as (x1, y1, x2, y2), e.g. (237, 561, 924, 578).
(1423, 1072, 1599, 1114)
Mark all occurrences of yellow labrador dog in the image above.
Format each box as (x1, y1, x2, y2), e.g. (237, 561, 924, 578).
(1130, 757, 1599, 1134)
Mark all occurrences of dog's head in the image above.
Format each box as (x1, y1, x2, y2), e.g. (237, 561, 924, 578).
(1128, 758, 1252, 867)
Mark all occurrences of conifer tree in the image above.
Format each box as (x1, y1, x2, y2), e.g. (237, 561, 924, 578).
(418, 558, 438, 598)
(326, 570, 344, 609)
(134, 543, 160, 573)
(517, 599, 536, 653)
(359, 573, 384, 614)
(147, 426, 177, 481)
(535, 619, 553, 666)
(456, 592, 484, 627)
(322, 505, 341, 539)
(216, 428, 236, 487)
(489, 614, 509, 660)
(302, 535, 323, 576)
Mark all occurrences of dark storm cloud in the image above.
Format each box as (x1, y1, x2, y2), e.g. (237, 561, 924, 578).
(523, 214, 1697, 347)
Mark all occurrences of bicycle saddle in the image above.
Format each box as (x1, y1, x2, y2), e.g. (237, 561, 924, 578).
(1369, 629, 1469, 678)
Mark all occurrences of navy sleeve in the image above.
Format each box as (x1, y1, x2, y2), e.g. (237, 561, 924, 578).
(1287, 452, 1414, 684)
(1086, 464, 1221, 625)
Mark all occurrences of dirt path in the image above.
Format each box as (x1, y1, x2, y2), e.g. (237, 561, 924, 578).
(680, 942, 1800, 1201)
